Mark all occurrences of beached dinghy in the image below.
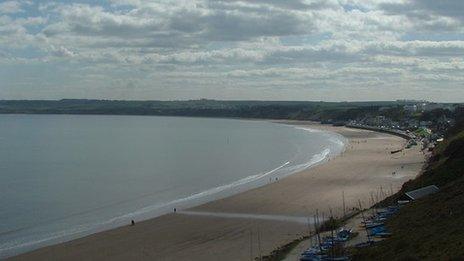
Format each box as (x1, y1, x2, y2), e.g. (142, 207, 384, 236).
(323, 257, 350, 261)
(374, 232, 392, 238)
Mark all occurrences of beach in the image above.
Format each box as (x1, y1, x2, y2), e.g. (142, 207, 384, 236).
(9, 122, 425, 261)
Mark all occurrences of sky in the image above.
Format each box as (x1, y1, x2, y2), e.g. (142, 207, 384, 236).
(0, 0, 463, 102)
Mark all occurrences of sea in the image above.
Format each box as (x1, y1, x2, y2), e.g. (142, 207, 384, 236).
(0, 114, 346, 258)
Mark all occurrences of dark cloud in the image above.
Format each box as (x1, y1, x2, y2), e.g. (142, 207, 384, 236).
(40, 1, 315, 49)
(381, 0, 464, 31)
(362, 41, 464, 57)
(413, 0, 464, 20)
(261, 46, 360, 65)
(210, 0, 336, 10)
(201, 10, 310, 41)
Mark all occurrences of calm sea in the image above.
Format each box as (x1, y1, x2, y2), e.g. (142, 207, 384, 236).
(0, 114, 345, 257)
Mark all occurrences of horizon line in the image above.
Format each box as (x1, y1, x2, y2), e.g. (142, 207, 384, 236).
(0, 98, 461, 104)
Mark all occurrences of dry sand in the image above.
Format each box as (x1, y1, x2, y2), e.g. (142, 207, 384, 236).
(9, 122, 425, 261)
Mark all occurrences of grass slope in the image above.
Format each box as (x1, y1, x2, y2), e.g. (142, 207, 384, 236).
(353, 130, 464, 260)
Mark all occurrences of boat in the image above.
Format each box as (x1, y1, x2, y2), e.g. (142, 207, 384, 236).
(374, 232, 392, 238)
(354, 241, 376, 248)
(362, 222, 384, 229)
(369, 225, 386, 233)
(323, 257, 350, 261)
(300, 248, 327, 261)
(336, 228, 352, 241)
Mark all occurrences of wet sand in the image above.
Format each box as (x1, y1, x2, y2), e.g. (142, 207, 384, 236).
(9, 122, 425, 261)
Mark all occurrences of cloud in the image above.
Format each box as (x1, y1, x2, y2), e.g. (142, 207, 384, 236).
(41, 1, 316, 46)
(0, 0, 463, 101)
(0, 1, 23, 14)
(48, 45, 77, 58)
(380, 0, 464, 32)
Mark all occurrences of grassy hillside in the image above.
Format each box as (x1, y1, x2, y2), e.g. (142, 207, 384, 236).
(0, 99, 410, 121)
(353, 129, 464, 260)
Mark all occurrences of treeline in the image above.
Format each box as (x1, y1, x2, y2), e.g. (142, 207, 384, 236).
(0, 99, 419, 121)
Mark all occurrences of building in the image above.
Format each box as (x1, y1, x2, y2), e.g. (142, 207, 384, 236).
(405, 185, 440, 201)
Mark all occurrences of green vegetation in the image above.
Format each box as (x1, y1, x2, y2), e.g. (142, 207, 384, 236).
(0, 99, 418, 121)
(353, 117, 464, 260)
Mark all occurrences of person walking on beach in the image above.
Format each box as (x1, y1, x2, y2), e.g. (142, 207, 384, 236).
(131, 220, 135, 226)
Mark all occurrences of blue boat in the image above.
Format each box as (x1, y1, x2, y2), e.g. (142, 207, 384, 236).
(363, 222, 384, 229)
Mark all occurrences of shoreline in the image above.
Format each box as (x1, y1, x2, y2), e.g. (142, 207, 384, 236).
(8, 121, 426, 261)
(0, 119, 345, 259)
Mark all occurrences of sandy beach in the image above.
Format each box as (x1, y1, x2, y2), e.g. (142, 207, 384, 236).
(9, 122, 425, 261)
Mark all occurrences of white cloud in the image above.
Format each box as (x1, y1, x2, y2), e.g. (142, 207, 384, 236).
(0, 1, 23, 14)
(0, 0, 463, 101)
